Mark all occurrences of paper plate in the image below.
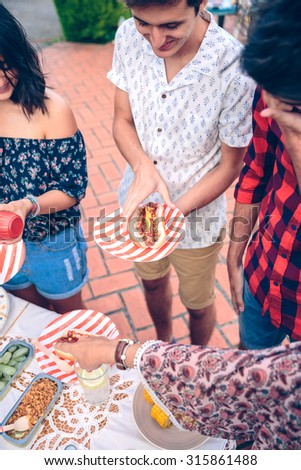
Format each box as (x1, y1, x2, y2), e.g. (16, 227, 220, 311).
(36, 309, 120, 383)
(0, 286, 9, 332)
(94, 205, 186, 262)
(132, 383, 209, 450)
(0, 240, 26, 284)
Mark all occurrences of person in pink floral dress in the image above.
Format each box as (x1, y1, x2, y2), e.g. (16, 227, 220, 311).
(56, 335, 301, 450)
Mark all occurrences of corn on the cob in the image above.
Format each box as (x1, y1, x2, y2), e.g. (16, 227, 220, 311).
(143, 388, 154, 404)
(151, 404, 172, 428)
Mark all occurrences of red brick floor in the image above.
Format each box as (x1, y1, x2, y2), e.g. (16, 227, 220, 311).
(42, 17, 240, 347)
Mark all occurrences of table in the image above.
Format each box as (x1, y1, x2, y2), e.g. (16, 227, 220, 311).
(0, 294, 235, 450)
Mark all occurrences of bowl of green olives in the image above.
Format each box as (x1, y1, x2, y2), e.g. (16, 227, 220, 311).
(0, 340, 34, 398)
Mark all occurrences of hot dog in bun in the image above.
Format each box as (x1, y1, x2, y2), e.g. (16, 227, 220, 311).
(54, 330, 81, 361)
(54, 329, 100, 361)
(128, 202, 166, 249)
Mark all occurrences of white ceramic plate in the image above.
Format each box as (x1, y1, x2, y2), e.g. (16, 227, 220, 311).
(0, 286, 9, 332)
(132, 383, 209, 450)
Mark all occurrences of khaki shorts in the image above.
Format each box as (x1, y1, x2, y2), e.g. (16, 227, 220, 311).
(134, 241, 222, 310)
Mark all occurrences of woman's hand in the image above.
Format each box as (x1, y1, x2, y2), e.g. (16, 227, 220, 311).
(54, 336, 119, 371)
(0, 199, 31, 244)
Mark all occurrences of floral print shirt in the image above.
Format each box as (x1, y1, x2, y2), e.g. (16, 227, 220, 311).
(108, 11, 255, 248)
(138, 341, 301, 449)
(0, 130, 87, 241)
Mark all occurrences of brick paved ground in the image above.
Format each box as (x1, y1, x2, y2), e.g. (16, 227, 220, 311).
(42, 16, 240, 348)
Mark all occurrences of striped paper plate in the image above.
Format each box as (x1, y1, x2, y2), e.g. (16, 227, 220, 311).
(36, 309, 120, 383)
(0, 286, 9, 332)
(94, 205, 186, 262)
(0, 240, 26, 284)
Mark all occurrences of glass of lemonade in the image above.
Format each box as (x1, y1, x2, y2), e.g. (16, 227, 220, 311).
(74, 362, 110, 404)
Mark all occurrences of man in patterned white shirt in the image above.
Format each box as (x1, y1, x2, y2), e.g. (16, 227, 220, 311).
(108, 0, 255, 345)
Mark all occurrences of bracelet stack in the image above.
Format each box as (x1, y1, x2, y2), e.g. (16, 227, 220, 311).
(114, 338, 139, 370)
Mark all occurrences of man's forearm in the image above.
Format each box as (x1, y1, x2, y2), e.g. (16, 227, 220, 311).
(112, 114, 173, 217)
(227, 201, 260, 263)
(112, 116, 148, 171)
(226, 201, 260, 314)
(175, 144, 246, 216)
(174, 162, 240, 215)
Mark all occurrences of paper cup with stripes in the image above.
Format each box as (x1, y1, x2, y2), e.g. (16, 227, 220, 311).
(36, 309, 120, 383)
(0, 240, 26, 285)
(94, 205, 186, 262)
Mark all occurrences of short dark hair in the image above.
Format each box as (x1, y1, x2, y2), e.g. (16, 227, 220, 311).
(0, 4, 47, 117)
(242, 0, 301, 102)
(124, 0, 203, 15)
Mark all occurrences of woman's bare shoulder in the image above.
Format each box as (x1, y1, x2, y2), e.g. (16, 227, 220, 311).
(44, 88, 78, 139)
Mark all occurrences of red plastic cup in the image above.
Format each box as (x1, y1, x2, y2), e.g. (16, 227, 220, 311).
(0, 211, 24, 240)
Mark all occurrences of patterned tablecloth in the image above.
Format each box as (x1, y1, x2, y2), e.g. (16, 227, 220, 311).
(0, 294, 234, 450)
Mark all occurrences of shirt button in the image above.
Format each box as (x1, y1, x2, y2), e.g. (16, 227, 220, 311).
(281, 253, 287, 259)
(153, 160, 158, 165)
(291, 224, 297, 230)
(273, 281, 279, 286)
(162, 94, 167, 99)
(157, 128, 162, 133)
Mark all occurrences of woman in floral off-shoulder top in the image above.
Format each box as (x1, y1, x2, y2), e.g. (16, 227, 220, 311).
(0, 5, 88, 312)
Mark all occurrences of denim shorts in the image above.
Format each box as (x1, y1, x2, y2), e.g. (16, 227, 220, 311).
(239, 279, 296, 349)
(3, 226, 89, 300)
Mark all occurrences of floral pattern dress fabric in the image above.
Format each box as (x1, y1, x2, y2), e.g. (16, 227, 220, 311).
(139, 341, 301, 449)
(0, 130, 87, 241)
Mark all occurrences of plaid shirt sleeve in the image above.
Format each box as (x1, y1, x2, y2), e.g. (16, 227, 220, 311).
(234, 87, 279, 204)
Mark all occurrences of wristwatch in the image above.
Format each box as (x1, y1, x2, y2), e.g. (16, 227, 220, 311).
(114, 338, 137, 370)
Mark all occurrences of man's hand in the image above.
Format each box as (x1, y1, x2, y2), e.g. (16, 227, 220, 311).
(261, 91, 301, 149)
(122, 159, 173, 219)
(227, 202, 259, 315)
(261, 91, 301, 133)
(227, 257, 245, 315)
(261, 91, 301, 191)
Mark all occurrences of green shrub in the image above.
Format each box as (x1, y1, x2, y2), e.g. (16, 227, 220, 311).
(54, 0, 131, 43)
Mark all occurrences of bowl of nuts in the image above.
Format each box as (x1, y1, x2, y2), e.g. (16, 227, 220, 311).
(1, 373, 63, 446)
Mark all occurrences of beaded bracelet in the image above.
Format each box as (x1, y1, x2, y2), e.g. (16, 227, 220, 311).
(115, 338, 139, 370)
(133, 340, 159, 370)
(25, 194, 40, 217)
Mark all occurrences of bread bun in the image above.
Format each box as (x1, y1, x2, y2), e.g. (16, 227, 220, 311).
(128, 202, 166, 249)
(53, 344, 75, 361)
(53, 330, 79, 361)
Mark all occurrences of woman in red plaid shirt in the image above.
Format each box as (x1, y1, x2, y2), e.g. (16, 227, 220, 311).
(227, 0, 301, 348)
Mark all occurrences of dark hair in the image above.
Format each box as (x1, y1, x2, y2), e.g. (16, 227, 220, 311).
(0, 4, 47, 117)
(124, 0, 203, 15)
(242, 0, 301, 102)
